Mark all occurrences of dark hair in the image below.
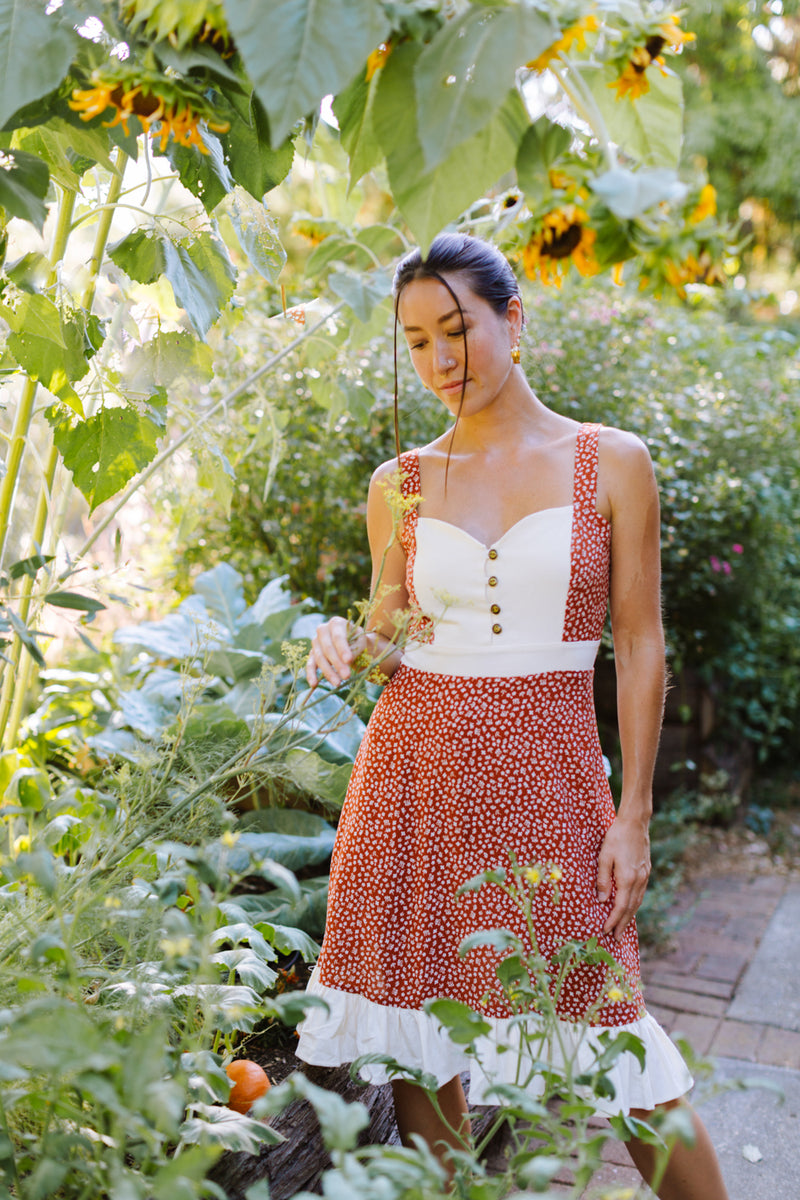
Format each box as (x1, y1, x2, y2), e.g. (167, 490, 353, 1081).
(391, 234, 522, 466)
(392, 232, 522, 314)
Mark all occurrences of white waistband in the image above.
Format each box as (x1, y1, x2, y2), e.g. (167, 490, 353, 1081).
(401, 640, 600, 678)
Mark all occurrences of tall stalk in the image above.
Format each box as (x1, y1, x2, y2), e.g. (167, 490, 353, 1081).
(0, 152, 127, 749)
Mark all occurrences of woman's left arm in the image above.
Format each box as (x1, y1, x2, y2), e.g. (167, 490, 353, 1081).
(596, 429, 665, 941)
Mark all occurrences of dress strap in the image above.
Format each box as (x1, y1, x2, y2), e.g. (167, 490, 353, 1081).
(572, 422, 602, 516)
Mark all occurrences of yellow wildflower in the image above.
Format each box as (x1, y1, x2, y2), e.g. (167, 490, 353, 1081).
(612, 262, 625, 286)
(528, 13, 599, 72)
(366, 41, 392, 82)
(12, 834, 31, 854)
(606, 984, 626, 1003)
(690, 184, 717, 224)
(221, 829, 240, 848)
(548, 865, 563, 883)
(524, 865, 542, 887)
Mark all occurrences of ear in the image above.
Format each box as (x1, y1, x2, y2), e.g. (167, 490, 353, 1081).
(505, 294, 524, 344)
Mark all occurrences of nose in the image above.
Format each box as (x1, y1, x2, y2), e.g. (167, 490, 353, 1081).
(433, 337, 457, 374)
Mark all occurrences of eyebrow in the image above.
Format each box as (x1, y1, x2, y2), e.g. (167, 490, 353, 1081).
(402, 307, 471, 333)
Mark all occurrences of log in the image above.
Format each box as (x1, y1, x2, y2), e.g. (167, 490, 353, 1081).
(210, 1052, 503, 1199)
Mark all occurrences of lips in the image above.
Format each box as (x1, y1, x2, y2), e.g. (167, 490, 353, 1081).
(440, 379, 468, 394)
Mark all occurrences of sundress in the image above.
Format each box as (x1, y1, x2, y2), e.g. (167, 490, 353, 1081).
(296, 423, 692, 1114)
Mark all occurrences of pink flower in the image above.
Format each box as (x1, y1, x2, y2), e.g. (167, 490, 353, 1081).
(732, 543, 743, 554)
(710, 556, 721, 572)
(722, 561, 732, 575)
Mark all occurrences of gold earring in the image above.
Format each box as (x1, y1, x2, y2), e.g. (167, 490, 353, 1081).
(511, 345, 521, 364)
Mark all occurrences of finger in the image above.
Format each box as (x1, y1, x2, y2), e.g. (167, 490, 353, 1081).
(596, 851, 614, 904)
(305, 650, 319, 689)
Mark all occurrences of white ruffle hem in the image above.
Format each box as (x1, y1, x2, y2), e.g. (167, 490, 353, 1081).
(296, 969, 694, 1117)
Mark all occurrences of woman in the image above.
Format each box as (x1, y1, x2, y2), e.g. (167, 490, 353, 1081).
(296, 233, 728, 1199)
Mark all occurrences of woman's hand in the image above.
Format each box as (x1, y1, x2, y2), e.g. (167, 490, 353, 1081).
(306, 617, 366, 689)
(597, 815, 651, 942)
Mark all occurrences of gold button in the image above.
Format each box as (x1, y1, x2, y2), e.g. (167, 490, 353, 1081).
(492, 623, 502, 635)
(488, 576, 498, 587)
(488, 548, 498, 560)
(491, 604, 500, 615)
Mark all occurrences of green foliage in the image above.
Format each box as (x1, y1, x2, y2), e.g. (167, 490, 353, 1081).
(520, 284, 800, 758)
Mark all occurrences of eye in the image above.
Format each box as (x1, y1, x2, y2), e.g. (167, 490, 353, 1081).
(448, 327, 468, 338)
(409, 340, 426, 351)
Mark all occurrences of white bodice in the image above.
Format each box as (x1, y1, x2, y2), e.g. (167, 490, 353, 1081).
(402, 506, 601, 678)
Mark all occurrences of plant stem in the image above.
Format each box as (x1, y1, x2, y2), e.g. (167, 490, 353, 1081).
(68, 302, 346, 572)
(549, 59, 617, 171)
(0, 155, 128, 748)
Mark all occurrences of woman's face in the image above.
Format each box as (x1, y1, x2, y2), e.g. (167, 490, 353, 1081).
(397, 273, 522, 418)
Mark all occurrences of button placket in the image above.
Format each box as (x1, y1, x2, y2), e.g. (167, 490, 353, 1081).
(486, 547, 501, 635)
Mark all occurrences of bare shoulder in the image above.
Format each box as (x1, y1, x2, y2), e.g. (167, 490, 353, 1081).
(596, 426, 657, 516)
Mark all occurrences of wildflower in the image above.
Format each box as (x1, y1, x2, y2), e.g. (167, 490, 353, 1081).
(612, 262, 625, 287)
(606, 984, 626, 1003)
(221, 829, 240, 848)
(524, 865, 542, 887)
(366, 41, 392, 82)
(722, 561, 731, 575)
(710, 556, 721, 572)
(732, 543, 743, 554)
(522, 205, 599, 287)
(690, 184, 717, 224)
(527, 13, 599, 72)
(12, 834, 30, 854)
(548, 865, 563, 883)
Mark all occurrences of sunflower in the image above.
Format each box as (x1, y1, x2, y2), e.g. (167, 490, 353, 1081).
(527, 12, 599, 72)
(522, 205, 599, 287)
(608, 45, 655, 101)
(68, 72, 228, 153)
(609, 15, 694, 102)
(663, 250, 723, 298)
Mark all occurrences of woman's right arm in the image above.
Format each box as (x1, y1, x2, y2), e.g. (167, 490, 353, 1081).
(306, 460, 410, 688)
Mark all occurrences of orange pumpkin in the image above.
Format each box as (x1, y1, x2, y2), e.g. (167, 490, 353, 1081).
(225, 1059, 271, 1114)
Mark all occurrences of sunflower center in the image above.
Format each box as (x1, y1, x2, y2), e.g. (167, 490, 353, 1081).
(546, 223, 583, 259)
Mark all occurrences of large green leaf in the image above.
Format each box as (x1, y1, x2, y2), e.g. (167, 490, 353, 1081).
(0, 148, 49, 229)
(109, 230, 236, 336)
(51, 403, 166, 511)
(179, 1102, 283, 1154)
(157, 129, 233, 213)
(332, 69, 383, 191)
(162, 233, 237, 337)
(193, 562, 247, 632)
(0, 0, 76, 129)
(221, 187, 287, 282)
(225, 0, 390, 146)
(214, 89, 295, 201)
(1, 294, 89, 414)
(375, 44, 529, 249)
(415, 5, 553, 171)
(123, 331, 214, 394)
(587, 62, 683, 168)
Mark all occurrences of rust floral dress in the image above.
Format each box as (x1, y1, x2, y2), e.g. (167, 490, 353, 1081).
(297, 423, 691, 1113)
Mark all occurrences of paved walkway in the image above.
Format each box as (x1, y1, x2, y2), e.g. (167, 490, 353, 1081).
(550, 860, 800, 1198)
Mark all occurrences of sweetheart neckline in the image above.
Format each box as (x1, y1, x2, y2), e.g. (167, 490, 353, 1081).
(416, 505, 609, 552)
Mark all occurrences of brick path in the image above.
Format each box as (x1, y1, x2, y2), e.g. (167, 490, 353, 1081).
(547, 862, 800, 1198)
